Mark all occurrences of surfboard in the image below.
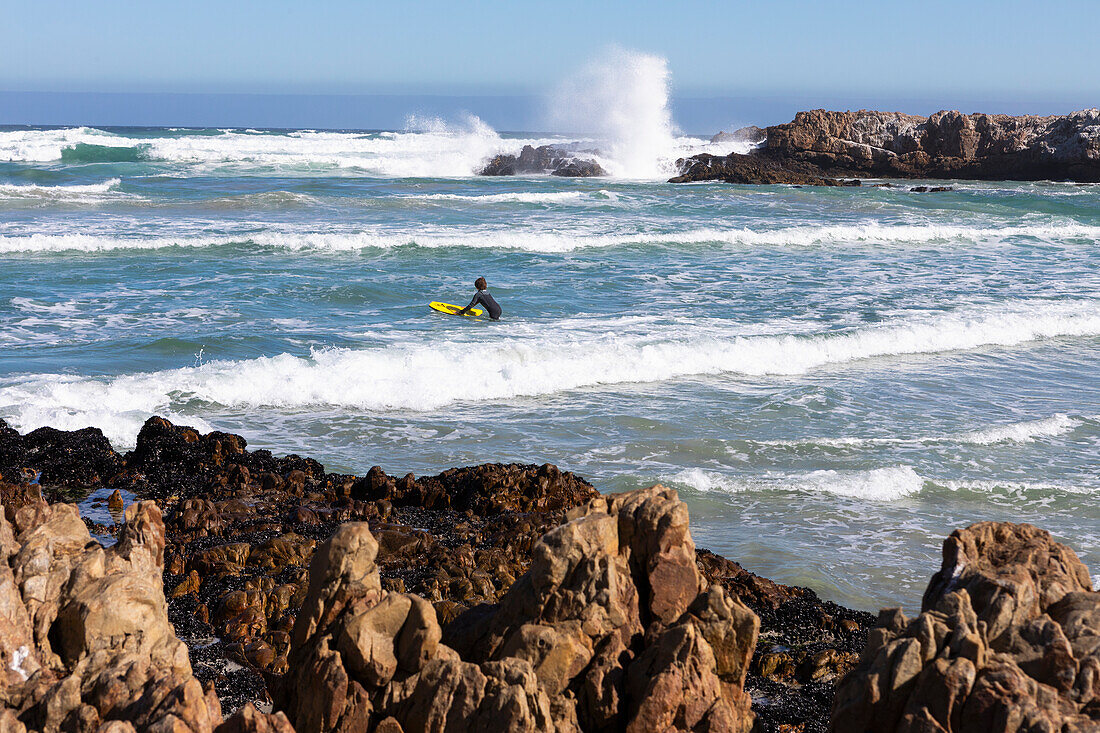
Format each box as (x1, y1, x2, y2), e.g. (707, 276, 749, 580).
(429, 301, 483, 317)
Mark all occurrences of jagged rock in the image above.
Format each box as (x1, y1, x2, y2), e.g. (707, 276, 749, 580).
(279, 486, 758, 733)
(445, 485, 759, 732)
(0, 495, 224, 733)
(677, 109, 1100, 184)
(767, 108, 1100, 181)
(831, 521, 1100, 732)
(478, 145, 606, 177)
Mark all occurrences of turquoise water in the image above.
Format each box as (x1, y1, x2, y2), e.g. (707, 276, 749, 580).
(1, 124, 1098, 611)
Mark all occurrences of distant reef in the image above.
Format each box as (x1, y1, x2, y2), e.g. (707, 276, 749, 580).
(673, 108, 1100, 184)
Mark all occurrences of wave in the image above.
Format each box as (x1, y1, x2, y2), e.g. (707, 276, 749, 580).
(0, 122, 561, 177)
(0, 179, 123, 206)
(406, 191, 602, 205)
(60, 143, 150, 164)
(958, 414, 1083, 445)
(3, 221, 1098, 255)
(761, 413, 1084, 450)
(2, 300, 1098, 443)
(667, 465, 925, 501)
(0, 122, 742, 180)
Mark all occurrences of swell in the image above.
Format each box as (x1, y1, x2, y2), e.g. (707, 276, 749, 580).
(2, 300, 1098, 445)
(2, 222, 1098, 254)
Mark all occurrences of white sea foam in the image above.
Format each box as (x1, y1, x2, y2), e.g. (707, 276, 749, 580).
(407, 191, 594, 204)
(3, 222, 1098, 255)
(2, 300, 1098, 443)
(0, 179, 120, 196)
(0, 121, 557, 177)
(764, 413, 1084, 449)
(668, 465, 925, 501)
(550, 47, 679, 179)
(959, 414, 1082, 445)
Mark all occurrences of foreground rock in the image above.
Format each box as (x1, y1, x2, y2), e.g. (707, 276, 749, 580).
(480, 145, 606, 177)
(0, 417, 889, 732)
(280, 485, 759, 732)
(0, 488, 226, 733)
(676, 108, 1100, 184)
(832, 522, 1100, 732)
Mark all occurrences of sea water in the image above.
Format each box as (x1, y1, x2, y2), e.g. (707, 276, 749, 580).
(1, 122, 1098, 612)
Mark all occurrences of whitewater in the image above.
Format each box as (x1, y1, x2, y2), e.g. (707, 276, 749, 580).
(1, 119, 1098, 611)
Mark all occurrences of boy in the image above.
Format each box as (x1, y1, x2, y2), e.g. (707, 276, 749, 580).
(458, 277, 502, 320)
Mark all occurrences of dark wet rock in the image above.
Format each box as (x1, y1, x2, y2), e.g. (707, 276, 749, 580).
(697, 550, 873, 733)
(832, 521, 1099, 732)
(669, 153, 855, 186)
(909, 185, 954, 192)
(711, 126, 766, 145)
(0, 419, 122, 494)
(479, 144, 606, 177)
(551, 159, 606, 177)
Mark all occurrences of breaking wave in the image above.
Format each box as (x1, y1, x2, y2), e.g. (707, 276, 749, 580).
(3, 222, 1098, 255)
(668, 465, 925, 501)
(2, 299, 1098, 445)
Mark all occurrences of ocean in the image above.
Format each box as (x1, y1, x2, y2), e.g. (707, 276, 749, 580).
(1, 122, 1098, 612)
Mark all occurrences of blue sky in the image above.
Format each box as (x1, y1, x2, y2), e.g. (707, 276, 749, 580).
(2, 0, 1098, 129)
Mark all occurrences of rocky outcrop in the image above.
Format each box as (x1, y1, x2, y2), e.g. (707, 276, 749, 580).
(479, 145, 606, 177)
(677, 108, 1100, 184)
(669, 153, 860, 186)
(0, 419, 122, 493)
(280, 485, 760, 733)
(0, 490, 224, 733)
(831, 521, 1100, 732)
(710, 127, 766, 145)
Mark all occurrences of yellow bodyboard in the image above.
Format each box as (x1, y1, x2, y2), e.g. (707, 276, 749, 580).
(429, 301, 483, 317)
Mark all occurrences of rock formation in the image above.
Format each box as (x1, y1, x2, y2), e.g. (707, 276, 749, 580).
(479, 145, 606, 177)
(279, 485, 760, 733)
(831, 522, 1100, 732)
(675, 109, 1100, 184)
(0, 487, 224, 733)
(0, 416, 881, 732)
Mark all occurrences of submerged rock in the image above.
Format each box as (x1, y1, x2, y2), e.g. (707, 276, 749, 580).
(831, 521, 1099, 732)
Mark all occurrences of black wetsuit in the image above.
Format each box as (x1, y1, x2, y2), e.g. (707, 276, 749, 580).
(459, 289, 501, 320)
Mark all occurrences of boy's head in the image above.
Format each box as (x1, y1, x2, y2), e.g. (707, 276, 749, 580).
(475, 277, 487, 290)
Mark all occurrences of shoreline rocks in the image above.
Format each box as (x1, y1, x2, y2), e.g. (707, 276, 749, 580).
(2, 417, 1096, 732)
(674, 108, 1100, 185)
(831, 522, 1099, 732)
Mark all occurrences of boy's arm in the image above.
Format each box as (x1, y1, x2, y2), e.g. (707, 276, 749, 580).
(457, 292, 480, 315)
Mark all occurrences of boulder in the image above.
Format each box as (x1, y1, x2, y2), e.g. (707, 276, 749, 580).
(0, 496, 224, 733)
(831, 521, 1100, 732)
(446, 485, 759, 732)
(280, 487, 759, 733)
(478, 145, 606, 177)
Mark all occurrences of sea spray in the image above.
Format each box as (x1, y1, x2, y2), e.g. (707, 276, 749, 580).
(549, 46, 679, 178)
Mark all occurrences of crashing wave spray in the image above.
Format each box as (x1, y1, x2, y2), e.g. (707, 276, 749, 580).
(550, 46, 679, 179)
